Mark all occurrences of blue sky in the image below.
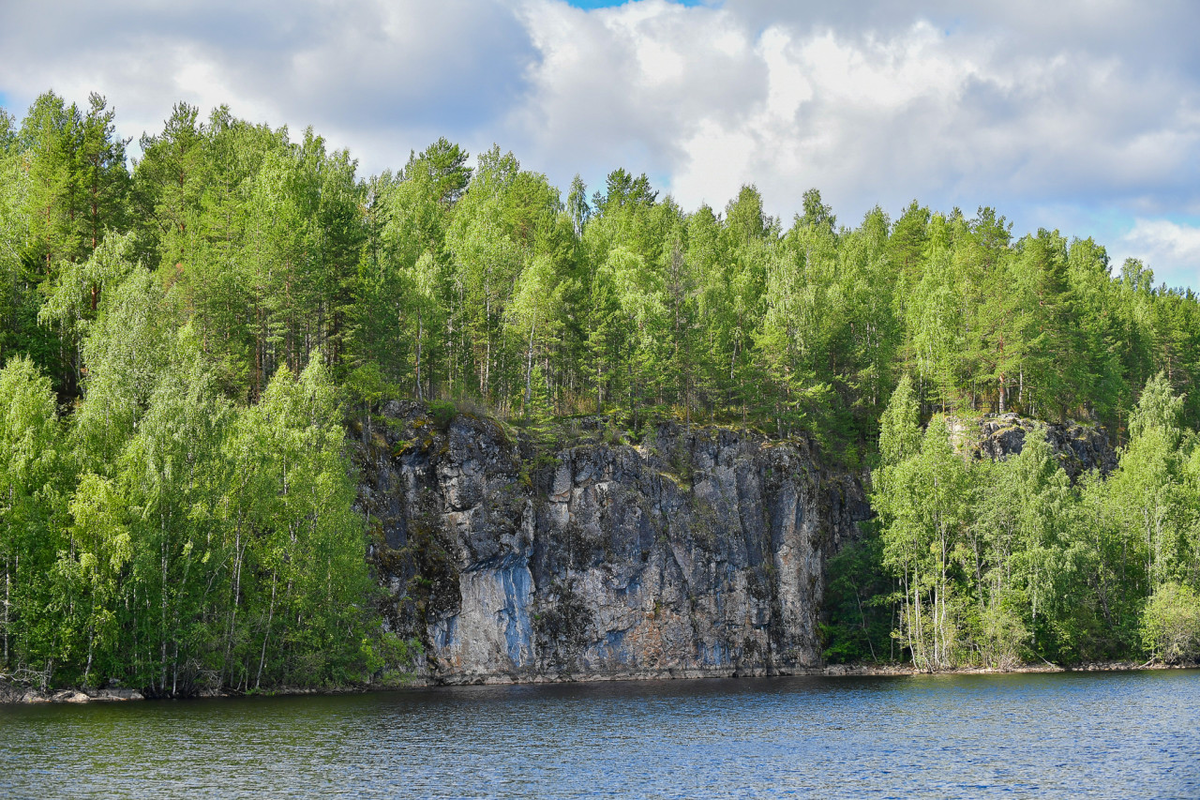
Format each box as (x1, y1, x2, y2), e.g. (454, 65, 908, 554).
(2, 0, 1199, 290)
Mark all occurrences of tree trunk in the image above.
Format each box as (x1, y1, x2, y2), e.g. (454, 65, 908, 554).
(160, 513, 169, 694)
(221, 524, 245, 689)
(524, 316, 536, 414)
(3, 555, 8, 665)
(256, 571, 278, 690)
(415, 308, 424, 402)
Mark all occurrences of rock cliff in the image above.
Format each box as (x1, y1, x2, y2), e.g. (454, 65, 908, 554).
(354, 406, 1117, 685)
(947, 413, 1117, 480)
(355, 403, 871, 684)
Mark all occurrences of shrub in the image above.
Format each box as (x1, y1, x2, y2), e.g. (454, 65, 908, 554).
(1141, 583, 1200, 663)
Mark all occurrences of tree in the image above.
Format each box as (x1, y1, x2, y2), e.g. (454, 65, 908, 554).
(566, 174, 590, 237)
(56, 472, 131, 685)
(0, 356, 66, 679)
(507, 253, 563, 415)
(113, 330, 229, 695)
(76, 93, 130, 259)
(798, 187, 835, 234)
(18, 92, 85, 275)
(132, 101, 207, 268)
(972, 426, 1079, 663)
(601, 168, 657, 211)
(1108, 373, 1188, 592)
(659, 217, 699, 421)
(874, 413, 971, 670)
(877, 374, 921, 469)
(402, 138, 471, 207)
(0, 138, 35, 367)
(595, 245, 667, 421)
(888, 200, 930, 285)
(228, 354, 371, 688)
(407, 250, 441, 401)
(39, 230, 139, 390)
(1141, 582, 1200, 663)
(70, 264, 174, 473)
(446, 205, 521, 402)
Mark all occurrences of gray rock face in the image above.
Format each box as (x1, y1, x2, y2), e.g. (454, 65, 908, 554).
(355, 403, 871, 684)
(948, 413, 1118, 480)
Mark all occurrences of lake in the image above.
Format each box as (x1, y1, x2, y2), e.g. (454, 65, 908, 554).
(2, 669, 1198, 799)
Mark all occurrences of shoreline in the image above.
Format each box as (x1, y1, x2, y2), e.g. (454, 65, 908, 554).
(3, 660, 1197, 705)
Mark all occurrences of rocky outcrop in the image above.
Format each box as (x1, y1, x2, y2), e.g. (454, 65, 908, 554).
(948, 413, 1117, 480)
(0, 680, 145, 704)
(355, 403, 871, 685)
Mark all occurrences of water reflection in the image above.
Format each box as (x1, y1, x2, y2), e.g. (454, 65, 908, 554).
(2, 670, 1198, 799)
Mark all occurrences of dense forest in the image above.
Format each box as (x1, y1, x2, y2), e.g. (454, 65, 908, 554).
(1, 92, 1198, 693)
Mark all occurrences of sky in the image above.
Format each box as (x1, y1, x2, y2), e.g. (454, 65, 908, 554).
(2, 0, 1198, 290)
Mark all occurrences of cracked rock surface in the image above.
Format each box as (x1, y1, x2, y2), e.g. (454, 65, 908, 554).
(355, 403, 871, 684)
(948, 413, 1117, 481)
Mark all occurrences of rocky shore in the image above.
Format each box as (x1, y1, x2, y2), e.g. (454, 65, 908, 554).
(356, 403, 873, 685)
(6, 660, 1195, 704)
(0, 682, 145, 704)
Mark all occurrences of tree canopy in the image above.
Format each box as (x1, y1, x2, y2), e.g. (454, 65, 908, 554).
(2, 91, 1200, 686)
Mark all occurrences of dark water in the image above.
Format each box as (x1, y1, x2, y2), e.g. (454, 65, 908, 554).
(2, 670, 1198, 799)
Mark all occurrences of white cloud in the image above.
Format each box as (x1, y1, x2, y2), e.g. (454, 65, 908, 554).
(509, 0, 765, 189)
(0, 0, 535, 173)
(3, 0, 1200, 288)
(1120, 219, 1200, 291)
(505, 0, 1200, 257)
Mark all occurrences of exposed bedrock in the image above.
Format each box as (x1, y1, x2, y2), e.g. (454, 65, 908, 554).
(355, 404, 871, 684)
(947, 413, 1118, 481)
(355, 406, 1116, 684)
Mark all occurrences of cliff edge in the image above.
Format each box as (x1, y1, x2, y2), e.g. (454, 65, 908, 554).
(355, 404, 871, 684)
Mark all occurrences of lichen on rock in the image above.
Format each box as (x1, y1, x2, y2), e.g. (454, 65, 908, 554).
(355, 403, 872, 684)
(947, 412, 1117, 481)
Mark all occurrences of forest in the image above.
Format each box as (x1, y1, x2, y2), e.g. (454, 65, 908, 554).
(1, 91, 1198, 692)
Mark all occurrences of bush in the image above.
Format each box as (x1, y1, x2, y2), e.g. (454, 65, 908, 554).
(1141, 583, 1200, 663)
(427, 400, 457, 431)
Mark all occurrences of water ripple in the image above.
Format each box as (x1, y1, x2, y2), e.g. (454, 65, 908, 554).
(1, 670, 1198, 799)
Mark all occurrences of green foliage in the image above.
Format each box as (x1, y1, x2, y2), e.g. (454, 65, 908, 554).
(874, 416, 972, 669)
(820, 531, 893, 663)
(1141, 582, 1200, 663)
(877, 374, 921, 468)
(870, 376, 1200, 669)
(1129, 371, 1184, 445)
(0, 356, 69, 682)
(3, 91, 1200, 686)
(427, 400, 458, 431)
(358, 631, 422, 685)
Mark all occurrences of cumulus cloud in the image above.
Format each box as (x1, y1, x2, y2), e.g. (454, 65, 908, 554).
(2, 0, 1199, 286)
(508, 0, 766, 190)
(513, 0, 1200, 233)
(1120, 219, 1200, 291)
(0, 0, 535, 169)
